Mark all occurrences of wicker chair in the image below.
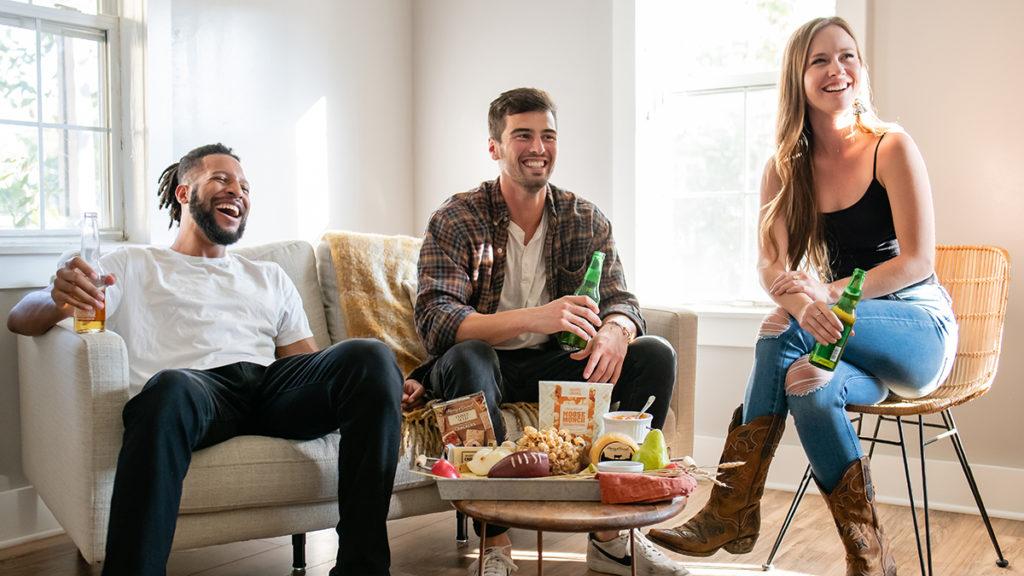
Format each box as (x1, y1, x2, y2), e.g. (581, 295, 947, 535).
(763, 245, 1012, 575)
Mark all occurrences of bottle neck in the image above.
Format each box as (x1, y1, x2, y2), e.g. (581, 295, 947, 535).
(835, 292, 861, 312)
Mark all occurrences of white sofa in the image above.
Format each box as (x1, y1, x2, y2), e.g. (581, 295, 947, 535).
(17, 239, 697, 566)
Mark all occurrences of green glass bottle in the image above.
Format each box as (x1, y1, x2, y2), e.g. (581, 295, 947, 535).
(557, 251, 605, 351)
(809, 268, 867, 371)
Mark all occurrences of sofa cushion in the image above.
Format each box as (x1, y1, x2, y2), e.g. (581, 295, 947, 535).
(179, 434, 432, 514)
(232, 241, 331, 350)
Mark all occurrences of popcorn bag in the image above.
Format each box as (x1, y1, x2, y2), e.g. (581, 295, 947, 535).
(538, 381, 613, 442)
(431, 392, 497, 447)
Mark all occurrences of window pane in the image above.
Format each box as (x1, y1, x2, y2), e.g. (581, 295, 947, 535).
(41, 25, 105, 127)
(637, 0, 836, 305)
(640, 0, 837, 83)
(0, 18, 38, 123)
(746, 87, 777, 191)
(670, 91, 744, 194)
(42, 127, 107, 230)
(0, 125, 40, 229)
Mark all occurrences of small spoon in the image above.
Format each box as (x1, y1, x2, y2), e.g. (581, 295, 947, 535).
(639, 394, 656, 416)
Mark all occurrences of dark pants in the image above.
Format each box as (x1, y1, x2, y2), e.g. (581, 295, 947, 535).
(427, 336, 677, 537)
(101, 339, 403, 576)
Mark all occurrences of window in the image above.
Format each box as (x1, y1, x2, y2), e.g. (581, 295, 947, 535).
(635, 0, 835, 306)
(0, 0, 121, 240)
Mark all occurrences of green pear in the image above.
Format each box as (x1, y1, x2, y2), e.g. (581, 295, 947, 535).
(632, 429, 670, 470)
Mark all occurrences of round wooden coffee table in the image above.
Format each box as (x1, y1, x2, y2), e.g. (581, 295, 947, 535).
(452, 498, 687, 576)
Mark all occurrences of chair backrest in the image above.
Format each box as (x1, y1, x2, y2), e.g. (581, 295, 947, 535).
(928, 245, 1011, 408)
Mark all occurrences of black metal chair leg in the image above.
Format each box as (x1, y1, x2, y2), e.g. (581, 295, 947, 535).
(456, 510, 469, 545)
(942, 410, 1010, 568)
(918, 416, 933, 576)
(763, 464, 814, 570)
(866, 414, 883, 458)
(292, 533, 307, 574)
(896, 417, 927, 576)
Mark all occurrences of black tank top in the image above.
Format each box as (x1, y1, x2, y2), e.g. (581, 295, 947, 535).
(821, 134, 901, 280)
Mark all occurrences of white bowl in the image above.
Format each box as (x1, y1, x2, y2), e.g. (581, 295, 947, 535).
(597, 460, 644, 474)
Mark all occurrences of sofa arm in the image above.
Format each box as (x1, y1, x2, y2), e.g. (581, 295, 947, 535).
(641, 305, 697, 459)
(18, 323, 130, 563)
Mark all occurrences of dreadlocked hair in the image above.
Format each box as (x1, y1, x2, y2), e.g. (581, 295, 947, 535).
(156, 143, 240, 228)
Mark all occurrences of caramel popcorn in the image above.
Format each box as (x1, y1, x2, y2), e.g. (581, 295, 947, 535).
(515, 426, 589, 475)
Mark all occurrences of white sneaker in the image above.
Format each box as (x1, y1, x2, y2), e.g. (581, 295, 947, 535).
(467, 546, 518, 576)
(587, 531, 691, 576)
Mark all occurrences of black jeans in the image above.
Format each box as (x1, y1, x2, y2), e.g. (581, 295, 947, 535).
(426, 336, 677, 537)
(101, 339, 403, 576)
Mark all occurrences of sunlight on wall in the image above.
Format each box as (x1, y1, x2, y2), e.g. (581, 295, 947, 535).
(295, 96, 329, 242)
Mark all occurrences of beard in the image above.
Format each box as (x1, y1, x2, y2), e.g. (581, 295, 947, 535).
(189, 188, 247, 245)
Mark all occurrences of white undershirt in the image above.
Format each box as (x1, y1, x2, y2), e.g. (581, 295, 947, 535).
(494, 212, 550, 350)
(98, 246, 313, 396)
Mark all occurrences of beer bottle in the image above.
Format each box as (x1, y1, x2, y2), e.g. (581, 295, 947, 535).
(809, 268, 866, 370)
(557, 251, 604, 351)
(74, 212, 106, 333)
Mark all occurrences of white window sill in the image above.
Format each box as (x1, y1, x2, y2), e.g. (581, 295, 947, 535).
(0, 239, 140, 289)
(683, 302, 775, 349)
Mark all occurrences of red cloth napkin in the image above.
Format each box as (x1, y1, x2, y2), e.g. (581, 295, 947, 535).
(597, 472, 698, 504)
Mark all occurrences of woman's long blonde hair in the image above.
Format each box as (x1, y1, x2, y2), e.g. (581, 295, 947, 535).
(760, 16, 891, 279)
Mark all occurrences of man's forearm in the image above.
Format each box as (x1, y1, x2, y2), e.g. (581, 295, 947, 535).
(7, 289, 71, 336)
(454, 309, 534, 346)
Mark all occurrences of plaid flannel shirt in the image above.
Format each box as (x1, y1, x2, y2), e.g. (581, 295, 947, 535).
(414, 178, 645, 357)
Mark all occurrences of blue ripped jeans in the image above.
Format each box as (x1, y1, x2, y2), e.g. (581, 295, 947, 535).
(743, 282, 958, 492)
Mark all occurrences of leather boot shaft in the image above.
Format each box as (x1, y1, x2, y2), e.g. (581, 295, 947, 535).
(648, 405, 786, 556)
(823, 457, 897, 576)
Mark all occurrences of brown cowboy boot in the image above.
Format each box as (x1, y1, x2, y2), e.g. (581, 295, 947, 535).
(648, 405, 786, 556)
(822, 457, 897, 576)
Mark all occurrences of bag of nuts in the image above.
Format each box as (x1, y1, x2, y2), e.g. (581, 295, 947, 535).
(431, 392, 496, 447)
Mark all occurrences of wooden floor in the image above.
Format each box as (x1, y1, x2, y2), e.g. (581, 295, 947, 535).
(2, 485, 1021, 576)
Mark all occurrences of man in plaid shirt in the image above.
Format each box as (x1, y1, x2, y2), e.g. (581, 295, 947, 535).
(408, 88, 685, 576)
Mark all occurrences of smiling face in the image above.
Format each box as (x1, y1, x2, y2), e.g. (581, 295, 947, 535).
(179, 154, 251, 245)
(489, 110, 558, 194)
(803, 24, 862, 117)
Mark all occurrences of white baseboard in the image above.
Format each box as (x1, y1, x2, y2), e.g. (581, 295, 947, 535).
(0, 486, 63, 550)
(694, 434, 1024, 521)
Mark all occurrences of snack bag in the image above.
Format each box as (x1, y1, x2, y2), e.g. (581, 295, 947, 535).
(431, 391, 496, 448)
(538, 381, 613, 442)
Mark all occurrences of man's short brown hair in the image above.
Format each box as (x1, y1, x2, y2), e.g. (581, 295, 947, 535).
(488, 88, 557, 142)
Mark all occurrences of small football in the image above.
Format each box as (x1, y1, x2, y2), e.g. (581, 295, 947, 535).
(487, 451, 551, 478)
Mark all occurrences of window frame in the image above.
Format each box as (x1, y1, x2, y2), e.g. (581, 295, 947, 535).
(0, 0, 126, 248)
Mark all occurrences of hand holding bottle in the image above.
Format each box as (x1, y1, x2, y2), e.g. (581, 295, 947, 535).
(797, 299, 844, 344)
(531, 294, 602, 339)
(52, 257, 115, 315)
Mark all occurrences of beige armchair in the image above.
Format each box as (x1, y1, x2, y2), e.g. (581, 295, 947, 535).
(17, 238, 697, 568)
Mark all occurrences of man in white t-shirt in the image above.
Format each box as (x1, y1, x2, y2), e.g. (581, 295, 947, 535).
(8, 144, 406, 576)
(408, 89, 685, 576)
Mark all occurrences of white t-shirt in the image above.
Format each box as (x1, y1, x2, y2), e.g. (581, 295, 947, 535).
(98, 246, 313, 396)
(494, 213, 550, 350)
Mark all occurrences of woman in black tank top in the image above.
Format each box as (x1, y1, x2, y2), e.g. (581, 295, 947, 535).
(650, 17, 957, 575)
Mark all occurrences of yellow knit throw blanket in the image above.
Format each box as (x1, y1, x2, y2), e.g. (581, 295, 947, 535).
(322, 230, 427, 376)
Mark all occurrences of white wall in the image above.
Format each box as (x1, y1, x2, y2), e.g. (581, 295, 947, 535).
(411, 0, 616, 235)
(870, 0, 1024, 468)
(151, 0, 415, 247)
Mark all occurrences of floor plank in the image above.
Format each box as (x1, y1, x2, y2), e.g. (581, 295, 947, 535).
(1, 486, 1021, 576)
